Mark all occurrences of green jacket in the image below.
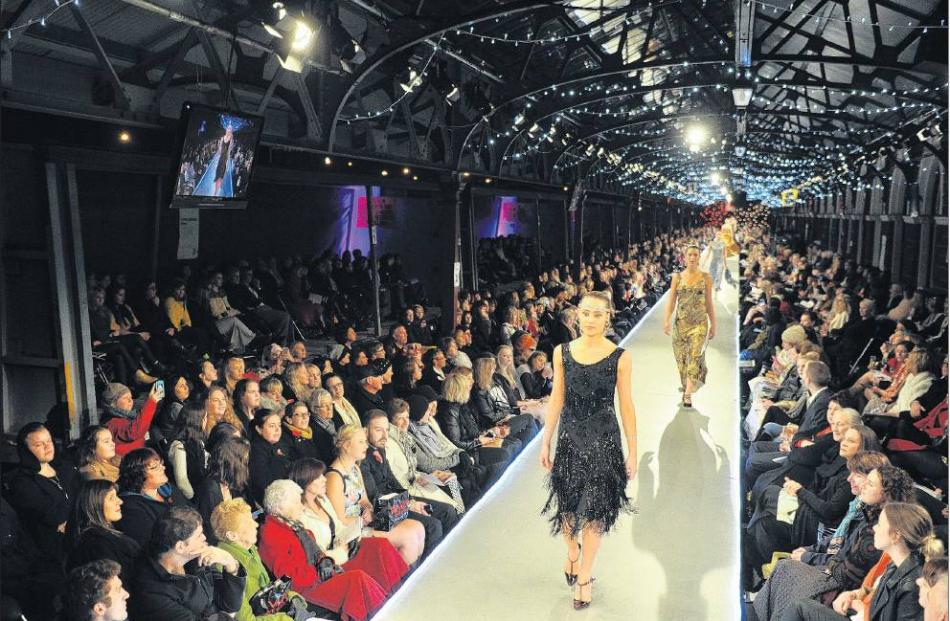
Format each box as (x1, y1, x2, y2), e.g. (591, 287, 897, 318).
(217, 541, 301, 621)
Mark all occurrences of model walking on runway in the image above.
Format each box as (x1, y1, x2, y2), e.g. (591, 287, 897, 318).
(664, 244, 716, 408)
(540, 290, 638, 610)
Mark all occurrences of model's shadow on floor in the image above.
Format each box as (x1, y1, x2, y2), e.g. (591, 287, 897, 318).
(631, 405, 735, 619)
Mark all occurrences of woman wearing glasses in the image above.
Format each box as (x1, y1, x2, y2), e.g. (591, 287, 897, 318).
(540, 290, 638, 610)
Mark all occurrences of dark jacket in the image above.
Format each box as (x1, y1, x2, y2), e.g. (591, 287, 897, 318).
(116, 487, 189, 547)
(6, 459, 80, 562)
(792, 450, 853, 546)
(824, 506, 884, 591)
(129, 555, 246, 621)
(348, 385, 386, 422)
(359, 446, 407, 504)
(309, 420, 338, 464)
(436, 400, 482, 448)
(471, 316, 495, 354)
(193, 477, 253, 546)
(867, 554, 924, 621)
(248, 436, 292, 506)
(792, 388, 833, 445)
(283, 425, 321, 462)
(419, 368, 445, 395)
(521, 369, 553, 399)
(472, 388, 515, 428)
(67, 526, 141, 587)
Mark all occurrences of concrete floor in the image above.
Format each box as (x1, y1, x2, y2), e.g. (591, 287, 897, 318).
(375, 259, 740, 621)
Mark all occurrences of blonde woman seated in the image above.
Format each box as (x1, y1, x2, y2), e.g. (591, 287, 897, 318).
(257, 479, 388, 621)
(289, 458, 408, 594)
(211, 497, 312, 621)
(325, 424, 425, 566)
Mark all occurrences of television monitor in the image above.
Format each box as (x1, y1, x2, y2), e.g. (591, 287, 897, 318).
(171, 103, 264, 208)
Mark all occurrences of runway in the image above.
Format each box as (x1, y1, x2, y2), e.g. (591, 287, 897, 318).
(193, 152, 234, 197)
(377, 258, 740, 621)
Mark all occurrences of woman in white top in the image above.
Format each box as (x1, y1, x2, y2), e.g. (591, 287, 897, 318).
(289, 457, 409, 593)
(325, 374, 361, 428)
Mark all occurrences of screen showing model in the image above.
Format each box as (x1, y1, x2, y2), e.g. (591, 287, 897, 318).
(174, 106, 262, 199)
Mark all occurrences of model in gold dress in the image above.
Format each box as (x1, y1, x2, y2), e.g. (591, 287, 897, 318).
(663, 245, 716, 407)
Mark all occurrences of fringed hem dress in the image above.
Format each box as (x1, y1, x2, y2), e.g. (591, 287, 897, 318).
(542, 342, 634, 538)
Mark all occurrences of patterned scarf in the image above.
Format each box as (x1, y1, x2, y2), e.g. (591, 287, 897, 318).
(826, 497, 863, 556)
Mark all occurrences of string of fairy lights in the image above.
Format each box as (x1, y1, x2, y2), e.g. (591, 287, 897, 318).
(2, 0, 79, 38)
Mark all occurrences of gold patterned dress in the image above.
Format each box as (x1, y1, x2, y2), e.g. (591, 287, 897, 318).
(672, 274, 709, 390)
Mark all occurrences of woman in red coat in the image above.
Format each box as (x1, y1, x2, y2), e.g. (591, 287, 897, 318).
(101, 381, 163, 456)
(258, 479, 388, 621)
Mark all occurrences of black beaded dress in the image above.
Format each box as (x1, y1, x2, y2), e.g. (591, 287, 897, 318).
(542, 342, 634, 538)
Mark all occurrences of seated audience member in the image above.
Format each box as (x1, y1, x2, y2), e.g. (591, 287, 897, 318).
(348, 364, 388, 421)
(7, 422, 80, 563)
(166, 403, 209, 501)
(784, 502, 945, 621)
(471, 356, 539, 454)
(248, 410, 292, 506)
(210, 498, 312, 621)
(222, 355, 249, 396)
(195, 437, 251, 543)
(89, 286, 161, 387)
(362, 409, 461, 539)
(63, 559, 130, 621)
(78, 424, 121, 482)
(750, 465, 917, 621)
(195, 358, 220, 394)
(205, 271, 257, 354)
(136, 280, 195, 361)
(307, 388, 338, 463)
(203, 384, 244, 434)
(521, 351, 554, 399)
(864, 348, 934, 417)
(282, 401, 320, 460)
(290, 459, 409, 592)
(1, 496, 65, 619)
(153, 374, 192, 445)
(66, 479, 141, 588)
(257, 479, 388, 621)
(420, 347, 448, 395)
(406, 388, 488, 506)
(164, 279, 216, 357)
(232, 378, 262, 431)
(224, 266, 293, 345)
(445, 332, 474, 370)
(129, 506, 244, 621)
(391, 396, 468, 512)
(283, 361, 315, 405)
(917, 556, 949, 621)
(116, 448, 189, 546)
(495, 344, 528, 402)
(325, 373, 361, 429)
(326, 425, 426, 567)
(259, 375, 288, 413)
(437, 372, 512, 481)
(100, 381, 164, 456)
(392, 356, 424, 400)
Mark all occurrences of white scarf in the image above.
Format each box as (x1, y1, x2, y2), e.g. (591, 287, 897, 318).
(891, 372, 935, 414)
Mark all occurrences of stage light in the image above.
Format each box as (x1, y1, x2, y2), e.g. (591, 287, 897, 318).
(685, 124, 708, 146)
(381, 169, 389, 177)
(412, 175, 419, 181)
(291, 20, 314, 51)
(445, 85, 460, 104)
(323, 156, 332, 165)
(347, 161, 353, 167)
(402, 167, 411, 175)
(726, 193, 733, 202)
(462, 171, 471, 178)
(710, 172, 721, 185)
(484, 178, 492, 184)
(118, 130, 131, 143)
(512, 113, 526, 129)
(563, 185, 569, 191)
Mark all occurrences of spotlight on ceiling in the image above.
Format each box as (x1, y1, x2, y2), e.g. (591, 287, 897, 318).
(265, 5, 317, 73)
(685, 124, 709, 147)
(710, 172, 721, 185)
(512, 113, 526, 130)
(399, 69, 423, 93)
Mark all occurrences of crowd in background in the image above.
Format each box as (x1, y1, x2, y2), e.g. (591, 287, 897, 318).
(739, 233, 949, 621)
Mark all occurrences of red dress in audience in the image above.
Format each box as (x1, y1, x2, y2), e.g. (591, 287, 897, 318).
(258, 515, 387, 621)
(105, 396, 158, 456)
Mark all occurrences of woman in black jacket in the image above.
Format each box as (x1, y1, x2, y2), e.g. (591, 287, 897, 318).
(521, 351, 554, 399)
(248, 410, 292, 506)
(282, 401, 321, 461)
(420, 347, 448, 395)
(436, 373, 511, 474)
(471, 357, 539, 454)
(116, 448, 191, 547)
(66, 479, 141, 588)
(129, 505, 245, 621)
(194, 437, 252, 544)
(6, 422, 80, 563)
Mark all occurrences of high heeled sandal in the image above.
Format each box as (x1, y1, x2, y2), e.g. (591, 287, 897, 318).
(564, 543, 581, 586)
(573, 577, 596, 610)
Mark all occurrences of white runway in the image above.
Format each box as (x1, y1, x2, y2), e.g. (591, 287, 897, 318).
(377, 259, 740, 621)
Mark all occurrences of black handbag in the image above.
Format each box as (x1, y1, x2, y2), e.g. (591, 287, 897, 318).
(373, 491, 411, 531)
(249, 574, 293, 615)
